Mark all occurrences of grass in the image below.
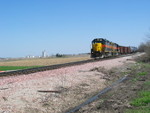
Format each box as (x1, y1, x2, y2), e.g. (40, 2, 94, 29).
(130, 91, 150, 106)
(131, 72, 147, 82)
(125, 62, 150, 113)
(131, 71, 148, 82)
(0, 66, 41, 71)
(126, 90, 150, 113)
(126, 80, 150, 113)
(138, 72, 148, 76)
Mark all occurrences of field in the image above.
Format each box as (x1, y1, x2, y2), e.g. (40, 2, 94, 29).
(0, 66, 40, 71)
(0, 55, 90, 71)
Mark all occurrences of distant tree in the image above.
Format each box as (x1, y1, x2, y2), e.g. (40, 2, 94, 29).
(145, 41, 150, 56)
(56, 53, 63, 57)
(138, 42, 146, 52)
(137, 30, 150, 62)
(138, 30, 150, 52)
(145, 30, 150, 56)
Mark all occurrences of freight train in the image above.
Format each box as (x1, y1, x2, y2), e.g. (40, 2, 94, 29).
(91, 38, 137, 58)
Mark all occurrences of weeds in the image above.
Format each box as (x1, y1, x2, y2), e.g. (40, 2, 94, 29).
(126, 62, 150, 113)
(126, 91, 150, 113)
(130, 91, 150, 106)
(131, 71, 148, 82)
(138, 72, 148, 76)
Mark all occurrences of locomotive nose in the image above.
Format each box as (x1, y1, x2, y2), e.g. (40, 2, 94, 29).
(94, 43, 102, 52)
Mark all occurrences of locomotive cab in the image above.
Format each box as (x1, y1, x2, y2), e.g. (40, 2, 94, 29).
(91, 38, 104, 58)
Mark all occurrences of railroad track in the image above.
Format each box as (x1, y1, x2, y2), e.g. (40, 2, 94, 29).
(0, 59, 95, 77)
(0, 54, 132, 78)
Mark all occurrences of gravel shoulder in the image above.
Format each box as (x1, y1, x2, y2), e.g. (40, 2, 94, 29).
(0, 54, 140, 113)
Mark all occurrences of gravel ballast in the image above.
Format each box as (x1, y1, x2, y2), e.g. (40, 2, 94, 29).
(0, 55, 137, 113)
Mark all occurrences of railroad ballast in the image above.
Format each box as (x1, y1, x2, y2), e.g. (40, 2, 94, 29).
(91, 38, 137, 58)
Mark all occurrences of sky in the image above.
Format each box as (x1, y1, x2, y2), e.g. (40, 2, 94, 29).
(0, 0, 150, 58)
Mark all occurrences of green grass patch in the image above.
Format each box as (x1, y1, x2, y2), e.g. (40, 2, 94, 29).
(0, 66, 41, 71)
(138, 72, 148, 76)
(130, 91, 150, 107)
(131, 71, 148, 82)
(126, 91, 150, 113)
(125, 63, 150, 113)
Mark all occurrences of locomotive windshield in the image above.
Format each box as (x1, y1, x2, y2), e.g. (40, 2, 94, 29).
(92, 38, 104, 44)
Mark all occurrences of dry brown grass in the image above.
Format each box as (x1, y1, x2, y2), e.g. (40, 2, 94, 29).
(0, 56, 90, 66)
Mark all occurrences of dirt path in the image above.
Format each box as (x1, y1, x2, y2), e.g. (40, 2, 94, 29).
(0, 54, 139, 113)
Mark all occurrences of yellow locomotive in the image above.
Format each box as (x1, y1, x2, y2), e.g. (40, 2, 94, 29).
(91, 38, 119, 58)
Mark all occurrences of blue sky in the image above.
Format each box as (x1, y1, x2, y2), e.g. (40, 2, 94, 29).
(0, 0, 150, 58)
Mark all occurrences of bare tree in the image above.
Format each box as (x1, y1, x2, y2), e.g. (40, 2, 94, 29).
(137, 30, 150, 62)
(138, 42, 146, 52)
(145, 41, 150, 56)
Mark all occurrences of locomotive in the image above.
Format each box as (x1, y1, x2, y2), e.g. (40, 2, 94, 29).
(91, 38, 137, 58)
